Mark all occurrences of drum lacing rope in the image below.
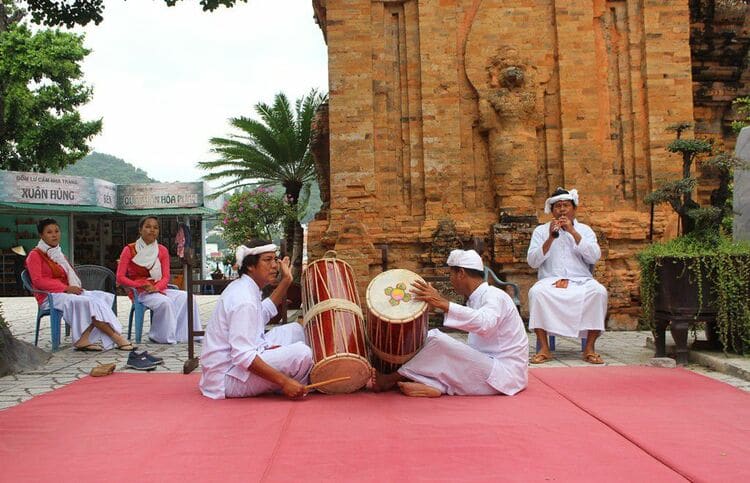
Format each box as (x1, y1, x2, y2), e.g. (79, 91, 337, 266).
(368, 343, 420, 365)
(303, 298, 364, 325)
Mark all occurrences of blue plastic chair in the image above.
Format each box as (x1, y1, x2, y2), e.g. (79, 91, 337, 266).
(21, 269, 65, 351)
(483, 266, 522, 316)
(536, 335, 587, 352)
(127, 284, 179, 343)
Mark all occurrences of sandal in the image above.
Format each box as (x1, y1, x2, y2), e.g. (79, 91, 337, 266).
(116, 343, 137, 351)
(583, 353, 604, 364)
(530, 353, 553, 364)
(74, 343, 103, 352)
(90, 363, 116, 377)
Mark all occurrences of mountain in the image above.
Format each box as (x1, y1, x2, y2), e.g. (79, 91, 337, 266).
(61, 152, 157, 184)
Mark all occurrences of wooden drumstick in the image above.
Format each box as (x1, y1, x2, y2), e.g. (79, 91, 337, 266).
(304, 376, 351, 390)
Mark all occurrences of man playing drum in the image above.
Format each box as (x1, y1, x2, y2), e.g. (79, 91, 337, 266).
(372, 249, 529, 397)
(199, 240, 313, 399)
(527, 187, 608, 365)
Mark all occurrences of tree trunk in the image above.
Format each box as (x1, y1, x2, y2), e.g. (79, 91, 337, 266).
(291, 220, 304, 280)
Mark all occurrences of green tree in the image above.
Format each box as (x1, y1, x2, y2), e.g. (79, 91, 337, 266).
(199, 90, 327, 277)
(0, 17, 101, 172)
(218, 186, 295, 248)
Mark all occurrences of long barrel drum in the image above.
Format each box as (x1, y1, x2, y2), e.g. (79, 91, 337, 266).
(301, 252, 372, 394)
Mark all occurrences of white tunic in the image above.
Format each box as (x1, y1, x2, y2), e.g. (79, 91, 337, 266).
(199, 275, 312, 399)
(397, 283, 529, 396)
(527, 220, 608, 338)
(43, 290, 121, 350)
(138, 289, 202, 344)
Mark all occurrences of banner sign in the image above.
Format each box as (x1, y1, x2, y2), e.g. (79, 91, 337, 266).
(117, 182, 203, 209)
(0, 171, 116, 208)
(0, 171, 204, 210)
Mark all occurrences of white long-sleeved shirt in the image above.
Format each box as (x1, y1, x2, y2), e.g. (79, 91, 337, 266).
(526, 219, 600, 280)
(199, 274, 278, 399)
(444, 283, 529, 395)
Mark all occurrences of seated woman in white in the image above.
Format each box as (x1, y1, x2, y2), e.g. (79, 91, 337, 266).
(116, 216, 201, 344)
(26, 218, 133, 351)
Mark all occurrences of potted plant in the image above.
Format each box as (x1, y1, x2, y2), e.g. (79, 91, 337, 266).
(638, 123, 750, 363)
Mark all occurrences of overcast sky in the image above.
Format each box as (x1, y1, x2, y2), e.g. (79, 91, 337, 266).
(76, 0, 328, 183)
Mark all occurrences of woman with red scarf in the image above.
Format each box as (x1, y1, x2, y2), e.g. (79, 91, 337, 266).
(116, 216, 201, 344)
(26, 219, 133, 351)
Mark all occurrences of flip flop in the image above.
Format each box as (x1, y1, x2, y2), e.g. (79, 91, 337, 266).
(530, 353, 553, 364)
(116, 343, 137, 351)
(75, 343, 103, 352)
(583, 353, 605, 364)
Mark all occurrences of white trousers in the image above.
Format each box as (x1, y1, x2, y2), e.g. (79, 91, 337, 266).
(528, 277, 607, 338)
(224, 323, 313, 398)
(398, 329, 501, 396)
(138, 289, 202, 344)
(43, 290, 122, 350)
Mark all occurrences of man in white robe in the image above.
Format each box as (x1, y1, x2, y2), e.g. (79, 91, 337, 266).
(199, 241, 313, 399)
(527, 188, 608, 364)
(373, 249, 529, 397)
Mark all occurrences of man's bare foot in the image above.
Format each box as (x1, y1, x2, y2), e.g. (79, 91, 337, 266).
(371, 370, 403, 392)
(397, 381, 442, 398)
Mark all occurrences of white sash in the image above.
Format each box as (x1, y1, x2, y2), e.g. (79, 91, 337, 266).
(132, 238, 162, 281)
(36, 240, 82, 288)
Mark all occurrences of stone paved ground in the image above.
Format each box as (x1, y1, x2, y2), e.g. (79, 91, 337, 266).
(1, 296, 748, 410)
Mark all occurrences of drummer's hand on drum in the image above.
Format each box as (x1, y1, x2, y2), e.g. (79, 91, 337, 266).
(281, 377, 307, 399)
(410, 279, 450, 313)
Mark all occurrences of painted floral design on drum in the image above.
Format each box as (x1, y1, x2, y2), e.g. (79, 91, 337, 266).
(384, 283, 411, 306)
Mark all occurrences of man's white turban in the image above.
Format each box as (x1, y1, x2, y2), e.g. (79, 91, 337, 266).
(235, 243, 278, 266)
(544, 188, 579, 214)
(446, 249, 484, 271)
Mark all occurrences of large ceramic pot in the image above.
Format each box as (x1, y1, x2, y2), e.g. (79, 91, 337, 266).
(652, 256, 717, 364)
(654, 256, 716, 317)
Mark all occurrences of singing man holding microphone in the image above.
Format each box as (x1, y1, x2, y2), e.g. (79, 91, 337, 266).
(527, 188, 608, 364)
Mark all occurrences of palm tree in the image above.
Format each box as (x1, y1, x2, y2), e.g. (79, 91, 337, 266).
(199, 89, 327, 278)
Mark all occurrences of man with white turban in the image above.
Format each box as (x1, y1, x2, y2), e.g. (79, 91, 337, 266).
(372, 249, 529, 397)
(527, 187, 608, 364)
(199, 240, 313, 399)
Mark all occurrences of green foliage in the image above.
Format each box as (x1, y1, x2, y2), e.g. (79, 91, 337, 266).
(646, 123, 727, 237)
(61, 151, 156, 183)
(731, 96, 750, 133)
(644, 178, 696, 206)
(21, 0, 246, 28)
(218, 186, 295, 247)
(666, 139, 713, 155)
(0, 23, 101, 172)
(200, 89, 327, 202)
(638, 235, 750, 354)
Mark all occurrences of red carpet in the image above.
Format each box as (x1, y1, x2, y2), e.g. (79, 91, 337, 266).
(532, 366, 750, 482)
(0, 367, 744, 482)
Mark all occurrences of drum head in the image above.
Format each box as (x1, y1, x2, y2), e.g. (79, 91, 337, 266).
(366, 269, 427, 323)
(310, 354, 372, 394)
